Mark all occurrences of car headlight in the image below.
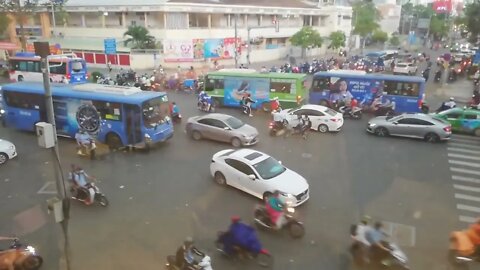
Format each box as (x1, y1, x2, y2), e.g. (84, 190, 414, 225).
(368, 123, 376, 127)
(9, 145, 14, 150)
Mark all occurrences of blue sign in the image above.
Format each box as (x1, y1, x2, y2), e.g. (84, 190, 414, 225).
(408, 31, 416, 45)
(473, 50, 480, 65)
(104, 38, 117, 55)
(223, 77, 270, 108)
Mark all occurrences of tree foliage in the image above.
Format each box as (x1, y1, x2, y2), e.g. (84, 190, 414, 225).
(389, 35, 400, 46)
(352, 0, 381, 38)
(429, 15, 448, 38)
(328, 31, 346, 50)
(463, 1, 480, 44)
(400, 3, 434, 34)
(0, 0, 41, 50)
(371, 29, 388, 43)
(0, 12, 10, 37)
(123, 25, 157, 49)
(290, 26, 323, 49)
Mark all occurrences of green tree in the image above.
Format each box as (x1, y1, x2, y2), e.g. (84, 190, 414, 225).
(371, 29, 388, 43)
(463, 1, 480, 44)
(328, 31, 346, 51)
(352, 0, 381, 53)
(0, 12, 10, 38)
(289, 26, 323, 58)
(0, 0, 40, 51)
(389, 35, 400, 46)
(429, 15, 448, 39)
(123, 25, 157, 49)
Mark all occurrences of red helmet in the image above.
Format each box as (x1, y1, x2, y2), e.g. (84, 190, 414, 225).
(231, 216, 241, 223)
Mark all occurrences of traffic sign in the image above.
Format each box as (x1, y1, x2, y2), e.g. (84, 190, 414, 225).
(104, 38, 117, 55)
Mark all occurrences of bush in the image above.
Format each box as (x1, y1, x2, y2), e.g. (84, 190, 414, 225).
(0, 69, 8, 78)
(389, 36, 400, 46)
(371, 30, 388, 44)
(90, 71, 103, 83)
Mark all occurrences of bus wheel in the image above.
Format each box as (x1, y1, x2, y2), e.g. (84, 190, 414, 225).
(106, 133, 122, 149)
(18, 75, 24, 81)
(261, 102, 270, 112)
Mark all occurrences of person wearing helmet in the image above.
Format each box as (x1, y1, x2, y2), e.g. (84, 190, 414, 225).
(444, 97, 456, 109)
(175, 237, 204, 269)
(350, 216, 372, 263)
(69, 165, 96, 205)
(271, 96, 281, 113)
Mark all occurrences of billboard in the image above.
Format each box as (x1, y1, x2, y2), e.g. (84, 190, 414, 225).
(432, 0, 452, 14)
(164, 38, 241, 61)
(223, 77, 270, 109)
(163, 40, 194, 62)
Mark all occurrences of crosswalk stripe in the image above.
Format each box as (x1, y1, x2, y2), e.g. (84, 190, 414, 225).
(455, 193, 480, 202)
(453, 175, 480, 184)
(451, 167, 480, 176)
(454, 184, 480, 192)
(451, 137, 480, 143)
(452, 134, 480, 140)
(449, 143, 480, 150)
(449, 160, 480, 168)
(448, 148, 480, 155)
(458, 204, 480, 213)
(459, 215, 477, 223)
(448, 153, 480, 161)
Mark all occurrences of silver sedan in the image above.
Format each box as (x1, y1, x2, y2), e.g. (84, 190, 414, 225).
(366, 113, 452, 142)
(186, 113, 259, 147)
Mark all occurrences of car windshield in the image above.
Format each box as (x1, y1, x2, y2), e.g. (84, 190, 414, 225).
(225, 116, 245, 129)
(396, 64, 407, 68)
(431, 117, 449, 125)
(324, 108, 337, 116)
(253, 157, 287, 180)
(142, 96, 170, 128)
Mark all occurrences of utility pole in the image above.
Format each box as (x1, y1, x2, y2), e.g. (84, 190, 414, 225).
(234, 14, 238, 68)
(51, 1, 56, 32)
(34, 42, 71, 270)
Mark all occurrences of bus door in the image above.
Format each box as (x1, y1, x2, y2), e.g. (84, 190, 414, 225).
(53, 99, 69, 136)
(124, 104, 142, 145)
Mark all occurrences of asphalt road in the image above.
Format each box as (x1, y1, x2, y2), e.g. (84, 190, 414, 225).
(1, 47, 479, 270)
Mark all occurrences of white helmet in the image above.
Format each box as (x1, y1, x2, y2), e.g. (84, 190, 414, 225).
(449, 97, 454, 101)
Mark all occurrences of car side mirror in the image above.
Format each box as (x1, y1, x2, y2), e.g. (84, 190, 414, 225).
(248, 174, 256, 180)
(393, 121, 398, 125)
(224, 127, 230, 130)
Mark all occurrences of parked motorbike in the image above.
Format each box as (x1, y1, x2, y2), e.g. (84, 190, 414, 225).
(0, 238, 43, 270)
(165, 254, 212, 270)
(339, 106, 362, 120)
(350, 239, 409, 269)
(70, 182, 109, 207)
(253, 203, 305, 238)
(268, 121, 286, 137)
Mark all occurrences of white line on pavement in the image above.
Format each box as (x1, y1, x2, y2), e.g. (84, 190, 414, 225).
(457, 204, 480, 213)
(448, 153, 480, 161)
(449, 143, 480, 150)
(459, 215, 477, 223)
(452, 134, 480, 140)
(450, 137, 480, 144)
(449, 160, 480, 168)
(448, 148, 480, 155)
(37, 181, 57, 194)
(454, 184, 480, 192)
(450, 167, 480, 176)
(455, 193, 480, 202)
(452, 175, 480, 184)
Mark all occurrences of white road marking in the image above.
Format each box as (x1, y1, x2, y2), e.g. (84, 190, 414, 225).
(450, 137, 480, 144)
(449, 160, 480, 168)
(452, 175, 480, 184)
(449, 143, 480, 150)
(450, 167, 480, 176)
(454, 184, 480, 193)
(37, 181, 57, 194)
(459, 215, 477, 223)
(448, 148, 480, 155)
(451, 134, 480, 140)
(448, 153, 480, 161)
(457, 204, 480, 213)
(455, 193, 480, 202)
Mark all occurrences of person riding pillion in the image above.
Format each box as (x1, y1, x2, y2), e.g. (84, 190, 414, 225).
(265, 190, 287, 230)
(69, 165, 96, 205)
(175, 237, 204, 269)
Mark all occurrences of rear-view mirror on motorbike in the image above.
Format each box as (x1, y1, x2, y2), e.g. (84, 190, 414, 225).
(248, 174, 256, 180)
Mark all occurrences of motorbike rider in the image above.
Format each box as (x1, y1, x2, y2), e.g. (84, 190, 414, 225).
(241, 93, 256, 117)
(365, 221, 390, 263)
(69, 165, 96, 205)
(75, 130, 93, 155)
(351, 216, 372, 262)
(171, 102, 180, 117)
(265, 190, 286, 230)
(175, 237, 204, 270)
(444, 97, 457, 109)
(198, 91, 212, 112)
(419, 101, 430, 114)
(271, 97, 281, 113)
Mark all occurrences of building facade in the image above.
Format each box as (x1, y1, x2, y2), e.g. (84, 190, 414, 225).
(6, 0, 353, 68)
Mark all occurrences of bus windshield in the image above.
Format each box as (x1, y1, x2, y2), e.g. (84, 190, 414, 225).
(142, 96, 170, 128)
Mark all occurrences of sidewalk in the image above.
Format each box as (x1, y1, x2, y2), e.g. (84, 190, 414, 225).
(433, 79, 473, 103)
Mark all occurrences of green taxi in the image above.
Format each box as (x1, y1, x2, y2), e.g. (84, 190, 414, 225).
(433, 108, 480, 136)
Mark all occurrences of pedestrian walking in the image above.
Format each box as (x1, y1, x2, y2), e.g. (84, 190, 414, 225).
(107, 61, 112, 73)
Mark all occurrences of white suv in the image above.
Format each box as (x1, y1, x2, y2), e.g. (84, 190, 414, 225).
(393, 62, 417, 75)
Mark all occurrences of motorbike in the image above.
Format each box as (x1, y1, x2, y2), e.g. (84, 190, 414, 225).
(70, 182, 109, 207)
(448, 69, 458, 82)
(339, 106, 362, 120)
(373, 103, 396, 117)
(350, 239, 409, 269)
(434, 70, 442, 82)
(165, 254, 212, 270)
(0, 238, 43, 270)
(171, 113, 182, 123)
(268, 121, 286, 137)
(197, 99, 215, 113)
(77, 138, 96, 160)
(253, 203, 305, 238)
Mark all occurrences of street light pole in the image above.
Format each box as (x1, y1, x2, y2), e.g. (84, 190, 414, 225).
(234, 14, 238, 68)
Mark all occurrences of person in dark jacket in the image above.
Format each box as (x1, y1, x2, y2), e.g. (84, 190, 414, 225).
(175, 237, 204, 269)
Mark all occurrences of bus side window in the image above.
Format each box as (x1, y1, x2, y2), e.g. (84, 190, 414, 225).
(50, 62, 67, 75)
(311, 78, 330, 92)
(93, 101, 122, 121)
(3, 92, 42, 109)
(214, 79, 224, 90)
(383, 81, 420, 97)
(27, 61, 40, 72)
(270, 82, 291, 93)
(205, 78, 215, 91)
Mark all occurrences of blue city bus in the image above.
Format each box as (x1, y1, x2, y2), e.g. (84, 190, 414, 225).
(309, 71, 426, 113)
(1, 82, 173, 148)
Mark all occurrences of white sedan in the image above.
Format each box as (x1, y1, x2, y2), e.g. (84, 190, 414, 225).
(210, 149, 309, 206)
(0, 139, 17, 165)
(272, 104, 343, 133)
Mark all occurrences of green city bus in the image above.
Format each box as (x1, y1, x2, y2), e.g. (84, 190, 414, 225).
(203, 69, 307, 111)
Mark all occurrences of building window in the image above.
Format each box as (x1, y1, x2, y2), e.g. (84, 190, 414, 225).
(337, 15, 341, 26)
(166, 12, 188, 29)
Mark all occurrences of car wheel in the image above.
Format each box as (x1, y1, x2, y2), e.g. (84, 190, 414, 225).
(231, 137, 242, 148)
(214, 172, 226, 185)
(317, 124, 328, 133)
(374, 127, 389, 137)
(425, 132, 440, 143)
(0, 153, 8, 165)
(474, 128, 480, 137)
(191, 130, 202, 141)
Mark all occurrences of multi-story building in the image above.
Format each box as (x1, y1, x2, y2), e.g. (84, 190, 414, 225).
(5, 0, 352, 68)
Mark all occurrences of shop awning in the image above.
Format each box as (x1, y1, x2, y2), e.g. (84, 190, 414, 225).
(0, 42, 19, 50)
